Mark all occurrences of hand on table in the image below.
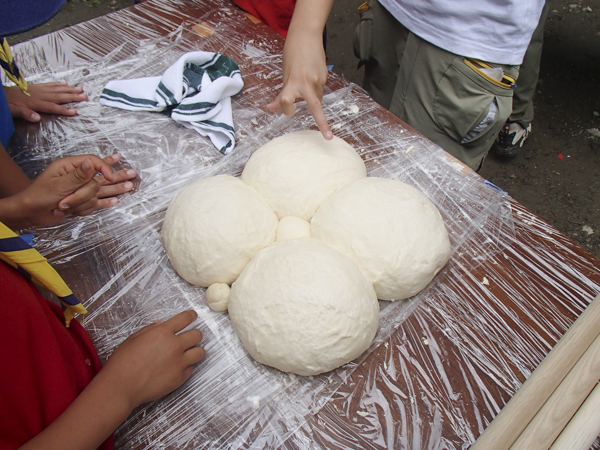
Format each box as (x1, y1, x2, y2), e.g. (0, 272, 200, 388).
(0, 153, 136, 228)
(59, 153, 138, 214)
(101, 310, 205, 408)
(4, 81, 88, 122)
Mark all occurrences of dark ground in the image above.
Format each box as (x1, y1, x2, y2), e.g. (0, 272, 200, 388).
(8, 0, 600, 259)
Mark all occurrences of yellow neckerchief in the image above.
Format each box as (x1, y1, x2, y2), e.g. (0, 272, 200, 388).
(0, 221, 87, 327)
(0, 37, 29, 95)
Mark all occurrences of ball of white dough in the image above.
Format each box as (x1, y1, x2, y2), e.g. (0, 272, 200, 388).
(229, 238, 379, 376)
(206, 283, 231, 312)
(311, 177, 451, 301)
(241, 130, 367, 221)
(161, 175, 278, 287)
(276, 216, 311, 242)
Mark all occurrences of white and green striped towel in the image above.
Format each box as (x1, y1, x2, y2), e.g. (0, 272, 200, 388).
(99, 51, 244, 154)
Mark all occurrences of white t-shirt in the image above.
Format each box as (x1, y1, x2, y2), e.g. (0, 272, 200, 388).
(379, 0, 545, 65)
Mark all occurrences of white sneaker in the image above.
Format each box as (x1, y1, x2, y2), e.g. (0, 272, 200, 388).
(493, 123, 531, 158)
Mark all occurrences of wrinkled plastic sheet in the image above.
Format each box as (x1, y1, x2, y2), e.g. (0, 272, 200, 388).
(5, 1, 600, 448)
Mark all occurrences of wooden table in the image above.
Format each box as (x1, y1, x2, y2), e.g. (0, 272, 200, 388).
(7, 0, 600, 448)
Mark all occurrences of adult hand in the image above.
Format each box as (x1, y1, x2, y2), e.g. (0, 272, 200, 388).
(102, 310, 205, 408)
(266, 0, 334, 140)
(4, 82, 88, 122)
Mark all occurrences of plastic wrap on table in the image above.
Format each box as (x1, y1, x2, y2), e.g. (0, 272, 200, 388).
(4, 1, 600, 448)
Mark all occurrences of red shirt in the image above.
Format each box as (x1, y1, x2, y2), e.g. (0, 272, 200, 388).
(231, 0, 296, 37)
(0, 261, 112, 449)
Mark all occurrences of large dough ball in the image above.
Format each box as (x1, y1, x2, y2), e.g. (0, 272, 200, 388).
(229, 238, 379, 376)
(241, 130, 367, 220)
(161, 175, 278, 286)
(311, 177, 451, 300)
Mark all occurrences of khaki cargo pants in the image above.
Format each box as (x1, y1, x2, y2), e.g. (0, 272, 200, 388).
(354, 0, 520, 170)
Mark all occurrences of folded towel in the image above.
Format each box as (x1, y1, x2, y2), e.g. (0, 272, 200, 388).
(100, 51, 244, 154)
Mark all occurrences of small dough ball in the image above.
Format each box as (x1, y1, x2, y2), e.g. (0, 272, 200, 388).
(229, 238, 379, 376)
(311, 177, 451, 301)
(241, 130, 367, 220)
(161, 175, 278, 286)
(276, 216, 311, 242)
(207, 283, 231, 312)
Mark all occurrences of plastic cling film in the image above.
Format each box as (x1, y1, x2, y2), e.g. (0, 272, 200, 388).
(5, 0, 600, 448)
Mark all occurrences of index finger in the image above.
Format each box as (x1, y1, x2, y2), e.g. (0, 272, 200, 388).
(305, 92, 333, 140)
(162, 310, 199, 333)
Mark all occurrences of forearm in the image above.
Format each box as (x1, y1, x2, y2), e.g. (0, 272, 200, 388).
(0, 194, 29, 229)
(19, 370, 134, 450)
(287, 0, 334, 37)
(0, 143, 31, 197)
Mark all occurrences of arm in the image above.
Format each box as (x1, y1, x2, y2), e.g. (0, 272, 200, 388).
(4, 82, 88, 122)
(0, 144, 32, 197)
(20, 310, 205, 450)
(267, 0, 335, 140)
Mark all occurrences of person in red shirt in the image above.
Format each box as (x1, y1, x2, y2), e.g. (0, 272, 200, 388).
(231, 0, 296, 37)
(0, 149, 206, 450)
(0, 147, 206, 450)
(1, 3, 206, 449)
(0, 259, 204, 450)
